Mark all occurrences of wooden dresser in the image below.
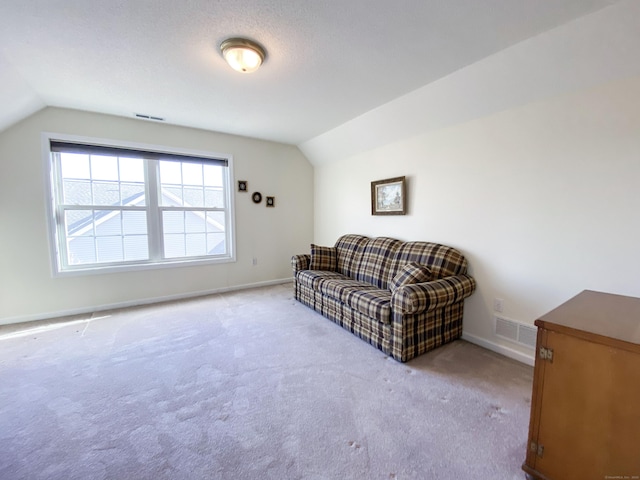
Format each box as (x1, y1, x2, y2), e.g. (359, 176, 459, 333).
(523, 290, 640, 480)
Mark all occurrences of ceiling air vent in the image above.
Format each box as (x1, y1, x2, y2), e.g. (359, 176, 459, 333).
(495, 316, 537, 349)
(134, 113, 165, 121)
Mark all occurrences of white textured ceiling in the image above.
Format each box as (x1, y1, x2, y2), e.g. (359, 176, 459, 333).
(0, 0, 621, 145)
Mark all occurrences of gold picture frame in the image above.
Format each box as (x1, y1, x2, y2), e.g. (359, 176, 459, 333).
(371, 176, 406, 215)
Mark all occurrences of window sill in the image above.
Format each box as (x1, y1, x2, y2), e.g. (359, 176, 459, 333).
(52, 255, 236, 277)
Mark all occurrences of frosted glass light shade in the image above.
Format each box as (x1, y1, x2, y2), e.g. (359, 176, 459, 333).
(220, 38, 265, 73)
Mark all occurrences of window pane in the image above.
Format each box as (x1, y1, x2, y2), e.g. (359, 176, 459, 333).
(183, 186, 204, 207)
(206, 212, 226, 254)
(93, 181, 120, 205)
(91, 155, 119, 181)
(186, 233, 206, 256)
(123, 211, 147, 235)
(67, 237, 96, 265)
(163, 211, 184, 234)
(182, 163, 203, 186)
(206, 211, 226, 232)
(119, 157, 144, 182)
(60, 153, 90, 179)
(161, 186, 183, 206)
(207, 233, 226, 254)
(95, 211, 122, 236)
(124, 236, 148, 261)
(203, 164, 223, 186)
(164, 234, 185, 258)
(96, 236, 123, 263)
(204, 187, 224, 208)
(65, 210, 94, 236)
(63, 179, 92, 205)
(159, 161, 181, 184)
(185, 211, 205, 233)
(121, 182, 145, 206)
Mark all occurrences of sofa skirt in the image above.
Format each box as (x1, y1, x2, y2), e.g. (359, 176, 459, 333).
(295, 281, 465, 362)
(295, 282, 393, 356)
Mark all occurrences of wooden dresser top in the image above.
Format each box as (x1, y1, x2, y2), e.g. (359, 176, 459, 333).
(535, 290, 640, 348)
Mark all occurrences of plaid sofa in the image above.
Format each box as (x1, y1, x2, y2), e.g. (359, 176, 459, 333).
(291, 234, 476, 362)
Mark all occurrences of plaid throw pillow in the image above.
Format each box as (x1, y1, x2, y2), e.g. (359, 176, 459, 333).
(389, 262, 432, 291)
(309, 244, 337, 271)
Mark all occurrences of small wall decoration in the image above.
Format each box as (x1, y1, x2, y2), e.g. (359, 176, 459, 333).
(252, 192, 262, 204)
(238, 180, 248, 192)
(371, 176, 406, 215)
(266, 196, 275, 207)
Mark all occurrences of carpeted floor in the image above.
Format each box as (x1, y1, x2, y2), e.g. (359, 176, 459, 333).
(0, 283, 534, 480)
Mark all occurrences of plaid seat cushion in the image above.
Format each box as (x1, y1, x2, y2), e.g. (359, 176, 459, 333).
(344, 289, 392, 324)
(389, 262, 432, 292)
(296, 270, 347, 290)
(319, 278, 376, 300)
(309, 244, 337, 271)
(318, 278, 390, 323)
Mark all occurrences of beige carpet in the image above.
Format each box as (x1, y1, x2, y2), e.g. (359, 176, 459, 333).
(0, 283, 534, 480)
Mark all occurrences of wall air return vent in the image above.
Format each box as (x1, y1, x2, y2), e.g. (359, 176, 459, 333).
(495, 316, 537, 349)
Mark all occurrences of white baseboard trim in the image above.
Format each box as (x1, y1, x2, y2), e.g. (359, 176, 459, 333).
(461, 332, 535, 367)
(1, 278, 294, 326)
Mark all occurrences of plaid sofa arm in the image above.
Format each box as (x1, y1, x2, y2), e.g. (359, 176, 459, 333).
(291, 254, 310, 274)
(391, 275, 476, 315)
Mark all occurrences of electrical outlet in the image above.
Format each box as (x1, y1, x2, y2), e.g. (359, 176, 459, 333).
(493, 298, 504, 313)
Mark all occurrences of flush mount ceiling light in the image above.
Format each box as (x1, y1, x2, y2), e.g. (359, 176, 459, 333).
(220, 37, 266, 73)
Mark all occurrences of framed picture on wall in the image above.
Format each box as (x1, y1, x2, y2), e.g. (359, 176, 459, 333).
(371, 176, 406, 215)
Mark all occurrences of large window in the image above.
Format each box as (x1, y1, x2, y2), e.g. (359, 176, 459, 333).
(44, 134, 235, 275)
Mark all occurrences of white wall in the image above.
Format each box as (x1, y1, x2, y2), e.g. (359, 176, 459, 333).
(0, 107, 313, 323)
(303, 2, 640, 364)
(301, 1, 640, 168)
(311, 76, 640, 364)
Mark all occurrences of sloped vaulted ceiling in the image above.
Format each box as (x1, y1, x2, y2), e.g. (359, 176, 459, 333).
(0, 0, 625, 146)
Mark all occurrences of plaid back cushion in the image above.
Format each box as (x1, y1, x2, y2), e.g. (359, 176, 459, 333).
(389, 242, 468, 281)
(389, 262, 432, 292)
(334, 234, 369, 278)
(355, 237, 402, 289)
(309, 244, 337, 271)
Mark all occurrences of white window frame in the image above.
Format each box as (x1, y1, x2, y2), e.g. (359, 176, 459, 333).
(42, 132, 236, 276)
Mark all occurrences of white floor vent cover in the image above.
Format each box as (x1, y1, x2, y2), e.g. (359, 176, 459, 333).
(495, 316, 537, 349)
